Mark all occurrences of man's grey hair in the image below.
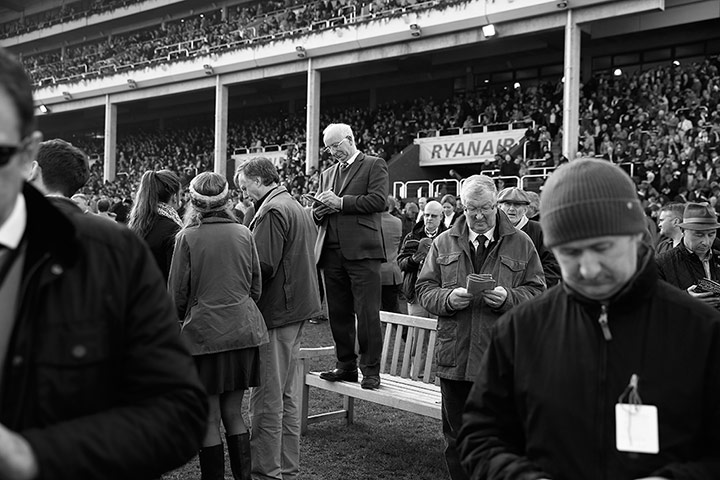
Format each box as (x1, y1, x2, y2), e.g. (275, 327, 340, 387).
(461, 175, 497, 204)
(323, 123, 355, 144)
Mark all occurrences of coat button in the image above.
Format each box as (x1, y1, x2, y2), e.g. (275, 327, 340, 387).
(11, 356, 23, 367)
(51, 264, 63, 275)
(71, 345, 87, 359)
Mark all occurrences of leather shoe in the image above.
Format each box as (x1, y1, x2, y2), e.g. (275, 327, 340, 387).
(361, 375, 381, 390)
(320, 368, 358, 382)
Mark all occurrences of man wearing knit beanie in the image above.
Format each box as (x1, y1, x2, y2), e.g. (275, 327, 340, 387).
(459, 158, 720, 479)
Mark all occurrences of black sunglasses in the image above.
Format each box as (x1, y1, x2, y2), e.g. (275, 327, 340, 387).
(0, 145, 20, 167)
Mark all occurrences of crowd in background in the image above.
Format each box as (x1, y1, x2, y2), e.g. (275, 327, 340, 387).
(60, 54, 720, 226)
(8, 0, 720, 222)
(17, 0, 463, 86)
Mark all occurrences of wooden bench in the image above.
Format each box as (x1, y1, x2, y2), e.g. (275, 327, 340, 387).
(298, 311, 440, 434)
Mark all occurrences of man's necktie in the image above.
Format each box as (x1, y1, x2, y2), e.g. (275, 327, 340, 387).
(340, 161, 349, 170)
(472, 239, 485, 272)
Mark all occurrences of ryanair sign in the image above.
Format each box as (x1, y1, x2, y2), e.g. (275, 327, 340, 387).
(417, 131, 525, 166)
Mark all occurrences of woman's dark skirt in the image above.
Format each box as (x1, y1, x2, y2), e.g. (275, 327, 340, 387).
(194, 347, 260, 395)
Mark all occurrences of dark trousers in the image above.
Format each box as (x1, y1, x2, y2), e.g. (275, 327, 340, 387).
(320, 248, 382, 376)
(381, 284, 401, 313)
(440, 378, 473, 480)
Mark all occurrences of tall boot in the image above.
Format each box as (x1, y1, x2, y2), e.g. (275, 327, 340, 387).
(198, 443, 224, 480)
(226, 433, 251, 480)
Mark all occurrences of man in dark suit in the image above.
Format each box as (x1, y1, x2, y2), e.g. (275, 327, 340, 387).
(312, 123, 389, 390)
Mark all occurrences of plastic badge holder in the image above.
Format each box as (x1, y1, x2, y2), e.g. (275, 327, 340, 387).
(466, 273, 496, 295)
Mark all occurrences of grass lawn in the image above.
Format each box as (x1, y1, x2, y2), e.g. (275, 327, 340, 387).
(163, 319, 447, 479)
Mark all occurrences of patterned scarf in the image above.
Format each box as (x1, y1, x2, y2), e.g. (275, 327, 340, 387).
(158, 202, 182, 227)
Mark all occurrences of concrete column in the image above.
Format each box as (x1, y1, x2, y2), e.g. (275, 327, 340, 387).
(214, 75, 229, 177)
(103, 95, 117, 182)
(306, 58, 321, 174)
(562, 8, 580, 161)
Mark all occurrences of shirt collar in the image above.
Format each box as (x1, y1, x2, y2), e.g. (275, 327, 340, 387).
(468, 225, 495, 247)
(0, 193, 26, 249)
(343, 151, 360, 166)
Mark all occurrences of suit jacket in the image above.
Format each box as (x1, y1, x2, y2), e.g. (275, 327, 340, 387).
(313, 152, 389, 262)
(380, 212, 403, 286)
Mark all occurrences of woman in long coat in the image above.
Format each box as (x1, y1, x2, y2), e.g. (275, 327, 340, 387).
(168, 172, 268, 480)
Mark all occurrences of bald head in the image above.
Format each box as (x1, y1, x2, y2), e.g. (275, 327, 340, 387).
(424, 200, 443, 231)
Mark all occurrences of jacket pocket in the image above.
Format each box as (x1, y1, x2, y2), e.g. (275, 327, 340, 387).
(499, 255, 527, 284)
(436, 320, 458, 367)
(357, 216, 378, 231)
(35, 323, 112, 419)
(437, 253, 461, 288)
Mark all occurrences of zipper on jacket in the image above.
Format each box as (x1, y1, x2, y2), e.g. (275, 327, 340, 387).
(598, 304, 612, 341)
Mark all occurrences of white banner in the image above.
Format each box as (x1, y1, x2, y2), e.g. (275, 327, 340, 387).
(417, 130, 525, 166)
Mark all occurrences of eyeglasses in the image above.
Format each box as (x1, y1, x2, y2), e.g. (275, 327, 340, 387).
(464, 203, 496, 217)
(323, 137, 348, 154)
(0, 145, 20, 167)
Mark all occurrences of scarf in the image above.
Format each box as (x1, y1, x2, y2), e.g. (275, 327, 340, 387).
(158, 202, 182, 226)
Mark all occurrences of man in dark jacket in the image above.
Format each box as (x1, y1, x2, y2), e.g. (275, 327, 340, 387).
(235, 157, 322, 480)
(496, 187, 561, 287)
(459, 158, 720, 480)
(0, 47, 207, 480)
(656, 202, 720, 309)
(398, 200, 445, 317)
(654, 202, 685, 254)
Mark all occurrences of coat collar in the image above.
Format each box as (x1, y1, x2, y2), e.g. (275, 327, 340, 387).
(23, 182, 79, 270)
(250, 186, 290, 230)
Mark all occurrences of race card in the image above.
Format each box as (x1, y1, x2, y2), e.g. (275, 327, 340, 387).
(466, 273, 495, 296)
(303, 193, 337, 211)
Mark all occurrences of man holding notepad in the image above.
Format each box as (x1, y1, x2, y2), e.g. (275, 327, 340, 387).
(415, 174, 545, 480)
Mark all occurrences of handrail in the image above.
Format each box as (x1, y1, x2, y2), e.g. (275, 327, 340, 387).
(417, 121, 535, 138)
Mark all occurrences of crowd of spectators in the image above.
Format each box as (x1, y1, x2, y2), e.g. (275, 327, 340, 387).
(19, 0, 466, 86)
(65, 53, 720, 229)
(0, 0, 146, 39)
(14, 0, 720, 225)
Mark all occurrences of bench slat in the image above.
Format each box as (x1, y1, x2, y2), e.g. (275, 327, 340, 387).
(306, 373, 441, 420)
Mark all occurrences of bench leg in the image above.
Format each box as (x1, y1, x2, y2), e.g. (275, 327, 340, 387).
(300, 382, 310, 435)
(344, 395, 354, 426)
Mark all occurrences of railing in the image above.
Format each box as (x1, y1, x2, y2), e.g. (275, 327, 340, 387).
(522, 139, 551, 160)
(232, 143, 305, 156)
(431, 179, 460, 198)
(396, 180, 433, 200)
(417, 121, 534, 138)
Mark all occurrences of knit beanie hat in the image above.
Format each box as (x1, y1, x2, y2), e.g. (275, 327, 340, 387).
(540, 158, 646, 247)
